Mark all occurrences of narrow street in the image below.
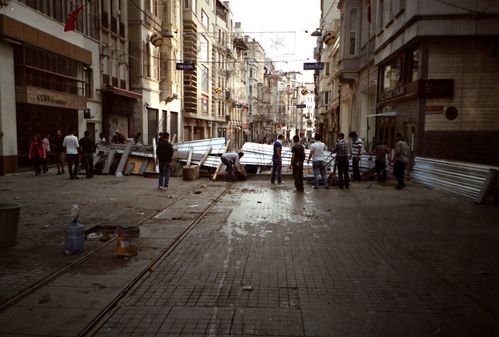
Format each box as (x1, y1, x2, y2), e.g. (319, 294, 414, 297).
(1, 173, 498, 336)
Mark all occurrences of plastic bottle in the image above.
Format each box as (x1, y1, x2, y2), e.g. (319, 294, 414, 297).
(64, 205, 85, 254)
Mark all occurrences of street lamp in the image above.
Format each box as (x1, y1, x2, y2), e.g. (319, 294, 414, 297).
(310, 28, 322, 37)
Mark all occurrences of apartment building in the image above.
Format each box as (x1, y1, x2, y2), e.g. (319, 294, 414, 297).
(320, 0, 499, 165)
(0, 0, 99, 174)
(128, 0, 182, 144)
(374, 0, 499, 165)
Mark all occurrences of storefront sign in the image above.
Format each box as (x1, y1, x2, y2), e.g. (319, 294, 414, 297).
(425, 106, 444, 114)
(419, 79, 454, 98)
(21, 86, 87, 109)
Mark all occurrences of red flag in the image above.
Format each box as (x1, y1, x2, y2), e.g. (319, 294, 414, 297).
(64, 2, 88, 32)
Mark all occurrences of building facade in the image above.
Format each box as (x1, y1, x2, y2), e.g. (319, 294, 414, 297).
(320, 0, 499, 166)
(0, 0, 99, 174)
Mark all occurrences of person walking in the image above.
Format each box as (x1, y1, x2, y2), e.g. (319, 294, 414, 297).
(111, 129, 126, 144)
(28, 134, 46, 176)
(155, 132, 174, 190)
(221, 151, 244, 181)
(349, 131, 362, 181)
(332, 133, 350, 189)
(41, 133, 51, 173)
(63, 129, 80, 180)
(96, 133, 106, 148)
(307, 133, 328, 189)
(271, 134, 284, 185)
(373, 141, 389, 183)
(290, 135, 305, 192)
(52, 129, 65, 175)
(392, 132, 409, 190)
(79, 131, 96, 179)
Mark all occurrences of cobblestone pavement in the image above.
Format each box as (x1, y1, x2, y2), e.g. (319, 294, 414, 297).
(1, 172, 499, 337)
(0, 171, 208, 306)
(94, 179, 499, 337)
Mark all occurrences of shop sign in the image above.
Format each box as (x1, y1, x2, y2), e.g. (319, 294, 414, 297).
(425, 105, 444, 114)
(24, 86, 86, 109)
(419, 79, 454, 98)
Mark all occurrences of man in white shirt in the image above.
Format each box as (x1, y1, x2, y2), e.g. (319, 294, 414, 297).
(221, 151, 244, 181)
(62, 129, 80, 180)
(307, 133, 328, 189)
(349, 131, 362, 181)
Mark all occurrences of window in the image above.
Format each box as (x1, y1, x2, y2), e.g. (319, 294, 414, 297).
(201, 10, 209, 28)
(410, 49, 419, 82)
(144, 41, 151, 78)
(200, 36, 209, 62)
(377, 0, 384, 31)
(201, 65, 209, 92)
(382, 55, 402, 92)
(349, 9, 358, 56)
(14, 45, 90, 97)
(201, 95, 209, 115)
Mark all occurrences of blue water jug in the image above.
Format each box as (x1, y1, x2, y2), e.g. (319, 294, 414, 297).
(64, 219, 85, 254)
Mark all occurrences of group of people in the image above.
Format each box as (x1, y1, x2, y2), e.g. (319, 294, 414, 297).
(269, 131, 409, 192)
(29, 129, 97, 179)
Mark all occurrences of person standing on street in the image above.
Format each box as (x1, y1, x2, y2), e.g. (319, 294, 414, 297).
(52, 129, 65, 175)
(63, 129, 80, 180)
(373, 141, 389, 183)
(290, 135, 305, 192)
(221, 151, 244, 181)
(79, 131, 96, 179)
(28, 134, 46, 176)
(307, 133, 328, 189)
(156, 132, 174, 190)
(349, 131, 362, 181)
(41, 133, 51, 173)
(392, 132, 409, 190)
(332, 133, 349, 190)
(271, 134, 284, 185)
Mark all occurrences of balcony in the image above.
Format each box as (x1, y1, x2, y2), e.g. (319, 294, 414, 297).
(336, 57, 359, 85)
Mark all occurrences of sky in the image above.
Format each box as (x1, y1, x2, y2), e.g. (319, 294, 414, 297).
(227, 0, 321, 82)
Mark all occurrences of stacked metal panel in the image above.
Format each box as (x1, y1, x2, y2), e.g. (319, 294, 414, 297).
(240, 142, 334, 169)
(412, 157, 497, 199)
(174, 138, 227, 168)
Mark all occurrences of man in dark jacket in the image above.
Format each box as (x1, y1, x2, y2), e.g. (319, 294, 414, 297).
(79, 131, 96, 178)
(156, 132, 174, 190)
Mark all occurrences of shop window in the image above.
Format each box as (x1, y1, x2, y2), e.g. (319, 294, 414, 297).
(382, 55, 403, 92)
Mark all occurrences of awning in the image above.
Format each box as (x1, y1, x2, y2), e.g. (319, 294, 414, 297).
(103, 86, 142, 100)
(366, 111, 398, 118)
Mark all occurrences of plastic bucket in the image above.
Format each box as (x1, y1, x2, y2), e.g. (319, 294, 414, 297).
(0, 203, 22, 247)
(115, 226, 140, 256)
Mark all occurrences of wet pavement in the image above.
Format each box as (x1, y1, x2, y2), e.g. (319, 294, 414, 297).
(1, 171, 499, 336)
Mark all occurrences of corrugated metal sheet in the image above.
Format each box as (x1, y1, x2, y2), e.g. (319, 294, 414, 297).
(412, 157, 498, 199)
(240, 142, 334, 168)
(174, 138, 226, 154)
